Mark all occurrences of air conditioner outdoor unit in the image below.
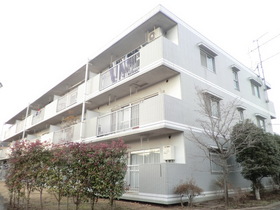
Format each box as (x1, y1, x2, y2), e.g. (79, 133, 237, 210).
(163, 145, 175, 160)
(147, 27, 162, 42)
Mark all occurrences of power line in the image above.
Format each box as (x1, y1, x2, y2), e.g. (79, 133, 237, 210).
(250, 33, 280, 52)
(262, 51, 280, 63)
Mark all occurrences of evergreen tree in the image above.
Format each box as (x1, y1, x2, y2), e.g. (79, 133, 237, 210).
(232, 120, 280, 200)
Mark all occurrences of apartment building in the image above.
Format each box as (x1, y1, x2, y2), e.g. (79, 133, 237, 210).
(0, 6, 276, 204)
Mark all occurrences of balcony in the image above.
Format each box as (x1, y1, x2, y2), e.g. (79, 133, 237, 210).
(86, 37, 180, 110)
(32, 108, 45, 125)
(52, 123, 81, 144)
(100, 52, 140, 90)
(57, 88, 78, 112)
(87, 94, 185, 141)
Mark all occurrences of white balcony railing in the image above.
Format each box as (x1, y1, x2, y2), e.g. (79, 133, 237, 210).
(52, 123, 80, 144)
(32, 108, 45, 125)
(97, 104, 139, 136)
(57, 88, 78, 112)
(100, 52, 140, 90)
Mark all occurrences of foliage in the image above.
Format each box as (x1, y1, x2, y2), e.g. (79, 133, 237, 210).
(272, 134, 280, 188)
(232, 121, 280, 200)
(174, 179, 203, 207)
(5, 139, 128, 210)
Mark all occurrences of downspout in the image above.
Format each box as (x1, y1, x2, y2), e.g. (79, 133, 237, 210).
(80, 61, 89, 142)
(22, 104, 30, 140)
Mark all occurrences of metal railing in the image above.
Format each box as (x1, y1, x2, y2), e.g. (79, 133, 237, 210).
(100, 52, 140, 90)
(57, 88, 78, 112)
(32, 108, 45, 125)
(97, 104, 139, 136)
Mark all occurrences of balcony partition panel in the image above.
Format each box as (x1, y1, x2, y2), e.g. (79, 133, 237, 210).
(44, 99, 58, 120)
(86, 75, 100, 95)
(99, 52, 140, 90)
(16, 120, 24, 133)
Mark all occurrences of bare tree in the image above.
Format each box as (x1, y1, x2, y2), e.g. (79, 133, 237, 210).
(187, 89, 259, 208)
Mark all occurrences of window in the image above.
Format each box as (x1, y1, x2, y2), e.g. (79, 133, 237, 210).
(237, 107, 245, 122)
(200, 50, 215, 72)
(256, 116, 266, 131)
(251, 82, 260, 98)
(198, 43, 217, 73)
(233, 70, 240, 90)
(131, 148, 160, 165)
(209, 147, 228, 173)
(250, 78, 262, 98)
(204, 93, 221, 118)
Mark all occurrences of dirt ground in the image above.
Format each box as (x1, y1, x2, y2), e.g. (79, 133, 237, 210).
(1, 181, 280, 210)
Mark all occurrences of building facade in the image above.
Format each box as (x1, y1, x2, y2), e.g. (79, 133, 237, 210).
(0, 6, 276, 204)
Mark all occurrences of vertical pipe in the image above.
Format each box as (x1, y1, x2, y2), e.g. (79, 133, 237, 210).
(80, 61, 89, 141)
(22, 104, 30, 140)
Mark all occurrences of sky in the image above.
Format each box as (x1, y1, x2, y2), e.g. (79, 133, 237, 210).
(0, 0, 280, 136)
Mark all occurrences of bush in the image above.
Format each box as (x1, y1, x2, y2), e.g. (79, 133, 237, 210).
(174, 179, 203, 207)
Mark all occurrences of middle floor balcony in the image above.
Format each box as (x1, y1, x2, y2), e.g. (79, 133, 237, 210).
(84, 94, 185, 142)
(32, 94, 185, 144)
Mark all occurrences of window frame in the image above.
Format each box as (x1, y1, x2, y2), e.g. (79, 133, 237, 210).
(198, 43, 217, 73)
(256, 115, 266, 131)
(251, 82, 260, 98)
(233, 70, 240, 91)
(204, 93, 221, 118)
(237, 106, 245, 122)
(200, 50, 216, 72)
(250, 78, 262, 98)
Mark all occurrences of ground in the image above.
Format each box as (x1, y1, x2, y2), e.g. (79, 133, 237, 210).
(1, 181, 280, 209)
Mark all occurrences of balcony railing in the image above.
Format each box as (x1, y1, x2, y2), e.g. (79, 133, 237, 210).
(32, 108, 45, 125)
(100, 52, 140, 90)
(57, 88, 78, 112)
(53, 123, 80, 144)
(97, 104, 139, 136)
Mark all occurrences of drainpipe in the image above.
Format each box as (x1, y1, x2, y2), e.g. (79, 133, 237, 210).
(80, 61, 89, 141)
(22, 104, 30, 140)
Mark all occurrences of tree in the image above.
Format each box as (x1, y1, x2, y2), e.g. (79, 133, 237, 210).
(232, 122, 280, 200)
(46, 144, 69, 210)
(272, 134, 280, 188)
(188, 90, 259, 208)
(5, 140, 26, 207)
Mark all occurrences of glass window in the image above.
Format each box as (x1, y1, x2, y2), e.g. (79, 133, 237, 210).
(233, 70, 240, 90)
(237, 108, 245, 122)
(256, 116, 266, 131)
(251, 82, 260, 98)
(205, 94, 221, 118)
(200, 50, 215, 72)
